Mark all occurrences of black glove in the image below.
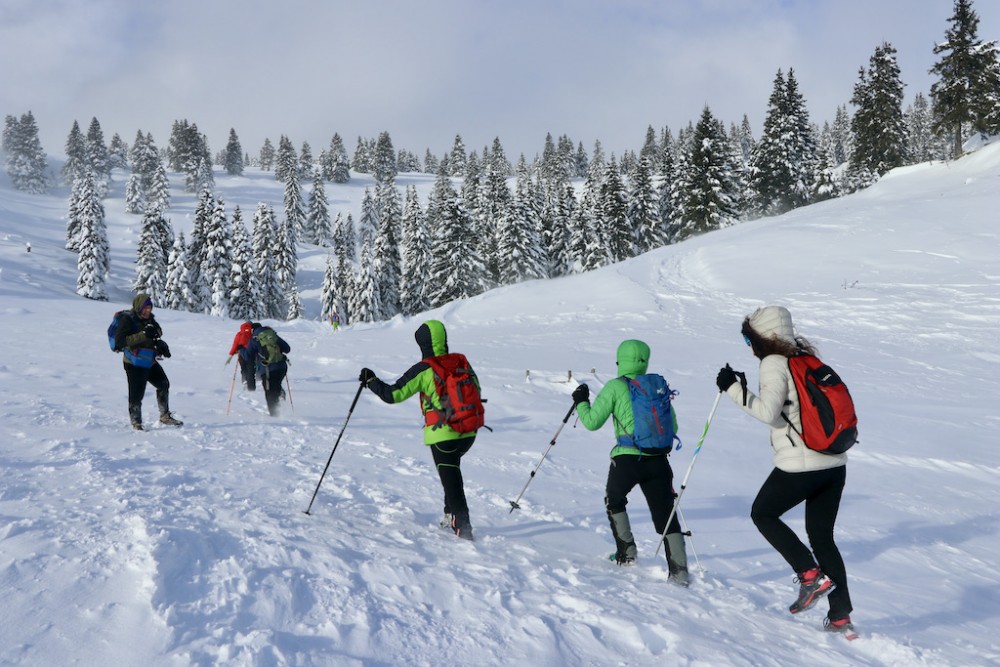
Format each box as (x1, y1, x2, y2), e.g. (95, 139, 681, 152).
(359, 367, 377, 385)
(143, 321, 161, 340)
(155, 340, 171, 358)
(716, 364, 737, 392)
(572, 383, 590, 405)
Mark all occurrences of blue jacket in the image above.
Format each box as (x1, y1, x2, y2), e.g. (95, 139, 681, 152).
(245, 326, 290, 376)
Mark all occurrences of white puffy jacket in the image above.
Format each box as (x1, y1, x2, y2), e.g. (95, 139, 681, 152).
(726, 353, 847, 473)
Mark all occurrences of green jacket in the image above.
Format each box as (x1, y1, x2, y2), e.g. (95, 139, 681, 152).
(577, 339, 678, 458)
(367, 319, 476, 445)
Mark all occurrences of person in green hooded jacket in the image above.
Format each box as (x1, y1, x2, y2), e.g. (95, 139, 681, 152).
(573, 339, 689, 585)
(359, 320, 479, 541)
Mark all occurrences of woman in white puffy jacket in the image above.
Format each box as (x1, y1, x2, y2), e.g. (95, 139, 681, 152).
(716, 306, 854, 636)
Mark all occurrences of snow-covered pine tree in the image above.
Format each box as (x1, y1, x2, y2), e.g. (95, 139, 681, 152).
(930, 0, 1000, 158)
(109, 133, 128, 171)
(322, 133, 350, 183)
(449, 134, 467, 176)
(163, 232, 189, 311)
(147, 159, 171, 212)
(283, 171, 306, 245)
(125, 174, 144, 214)
(307, 170, 332, 245)
(352, 242, 383, 323)
(228, 206, 260, 321)
(850, 41, 908, 178)
(906, 93, 948, 163)
(357, 188, 379, 250)
(3, 112, 49, 194)
(478, 138, 513, 285)
(336, 253, 354, 325)
(134, 206, 168, 303)
(497, 157, 546, 285)
(259, 138, 275, 171)
(224, 128, 244, 176)
(299, 141, 313, 177)
(399, 185, 431, 315)
(273, 213, 298, 320)
(203, 196, 233, 317)
(252, 203, 285, 319)
(373, 180, 403, 317)
(628, 156, 663, 253)
(675, 106, 739, 240)
(426, 168, 487, 307)
(62, 120, 88, 186)
(85, 117, 111, 198)
(600, 156, 633, 262)
(333, 212, 357, 262)
(372, 132, 397, 184)
(75, 171, 109, 300)
(320, 255, 344, 323)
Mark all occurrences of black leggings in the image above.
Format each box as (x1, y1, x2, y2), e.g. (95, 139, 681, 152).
(430, 437, 475, 515)
(605, 454, 682, 537)
(125, 362, 169, 406)
(751, 465, 852, 619)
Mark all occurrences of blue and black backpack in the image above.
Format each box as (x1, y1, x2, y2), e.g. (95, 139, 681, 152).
(615, 374, 679, 453)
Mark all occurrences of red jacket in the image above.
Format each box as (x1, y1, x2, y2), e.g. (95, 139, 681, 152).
(229, 322, 254, 355)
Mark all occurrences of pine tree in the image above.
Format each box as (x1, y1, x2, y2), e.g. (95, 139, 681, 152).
(307, 170, 332, 245)
(426, 169, 487, 307)
(85, 117, 111, 197)
(478, 138, 513, 285)
(75, 171, 109, 300)
(337, 253, 355, 325)
(352, 136, 371, 173)
(675, 106, 739, 240)
(628, 156, 663, 253)
(399, 185, 432, 315)
(906, 92, 948, 162)
(283, 172, 306, 244)
(333, 212, 357, 262)
(203, 197, 233, 317)
(320, 255, 344, 323)
(323, 133, 350, 183)
(850, 42, 908, 177)
(62, 120, 88, 186)
(374, 180, 403, 316)
(109, 133, 129, 170)
(930, 0, 1000, 157)
(147, 160, 171, 211)
(253, 203, 285, 319)
(497, 158, 546, 285)
(600, 156, 633, 262)
(352, 242, 383, 323)
(4, 112, 49, 194)
(449, 134, 467, 176)
(259, 138, 275, 171)
(224, 128, 244, 176)
(163, 233, 189, 311)
(372, 131, 398, 183)
(134, 206, 168, 303)
(228, 206, 260, 321)
(300, 141, 313, 176)
(273, 214, 298, 320)
(357, 188, 379, 249)
(125, 174, 144, 213)
(748, 69, 816, 216)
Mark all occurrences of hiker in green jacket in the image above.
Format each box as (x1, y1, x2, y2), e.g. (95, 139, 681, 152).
(573, 339, 689, 585)
(359, 320, 480, 541)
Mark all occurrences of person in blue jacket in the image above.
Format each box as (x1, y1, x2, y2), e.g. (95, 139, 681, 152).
(245, 323, 290, 416)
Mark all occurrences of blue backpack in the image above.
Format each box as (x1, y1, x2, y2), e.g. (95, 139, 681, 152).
(615, 374, 679, 453)
(107, 310, 134, 351)
(108, 309, 156, 368)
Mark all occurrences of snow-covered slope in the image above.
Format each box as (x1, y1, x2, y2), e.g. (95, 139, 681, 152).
(0, 147, 998, 666)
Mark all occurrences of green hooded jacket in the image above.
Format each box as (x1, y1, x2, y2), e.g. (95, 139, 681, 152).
(577, 339, 678, 458)
(366, 319, 477, 445)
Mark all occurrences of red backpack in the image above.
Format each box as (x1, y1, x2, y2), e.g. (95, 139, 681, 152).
(423, 353, 486, 433)
(783, 354, 858, 454)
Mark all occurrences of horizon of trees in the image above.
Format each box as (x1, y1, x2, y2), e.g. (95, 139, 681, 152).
(3, 0, 998, 317)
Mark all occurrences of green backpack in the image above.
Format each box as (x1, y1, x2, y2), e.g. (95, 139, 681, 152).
(254, 328, 285, 366)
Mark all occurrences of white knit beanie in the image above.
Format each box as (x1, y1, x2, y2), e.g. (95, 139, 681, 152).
(747, 306, 795, 344)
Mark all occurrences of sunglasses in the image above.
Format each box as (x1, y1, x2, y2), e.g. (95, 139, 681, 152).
(743, 334, 752, 346)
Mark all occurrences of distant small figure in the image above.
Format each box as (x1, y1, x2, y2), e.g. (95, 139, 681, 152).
(329, 311, 340, 331)
(26, 242, 31, 253)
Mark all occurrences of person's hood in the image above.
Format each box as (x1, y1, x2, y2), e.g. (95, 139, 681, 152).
(132, 293, 152, 314)
(415, 320, 448, 358)
(616, 339, 650, 377)
(240, 321, 253, 336)
(747, 306, 796, 344)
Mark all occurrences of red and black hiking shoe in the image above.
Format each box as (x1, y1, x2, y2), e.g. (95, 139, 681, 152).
(789, 568, 834, 613)
(824, 615, 859, 640)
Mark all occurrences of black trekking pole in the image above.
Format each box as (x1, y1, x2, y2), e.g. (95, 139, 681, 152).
(509, 402, 577, 513)
(654, 391, 723, 558)
(304, 380, 365, 515)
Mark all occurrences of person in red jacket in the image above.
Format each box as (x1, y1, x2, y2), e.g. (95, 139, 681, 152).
(226, 321, 256, 391)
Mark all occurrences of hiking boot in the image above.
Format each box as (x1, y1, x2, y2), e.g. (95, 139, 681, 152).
(159, 413, 183, 426)
(451, 512, 474, 541)
(824, 615, 859, 640)
(789, 568, 834, 613)
(129, 403, 143, 430)
(665, 532, 690, 587)
(608, 511, 638, 565)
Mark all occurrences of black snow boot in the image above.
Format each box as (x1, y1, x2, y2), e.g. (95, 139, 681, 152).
(157, 395, 183, 427)
(129, 403, 143, 430)
(608, 511, 638, 565)
(451, 511, 474, 541)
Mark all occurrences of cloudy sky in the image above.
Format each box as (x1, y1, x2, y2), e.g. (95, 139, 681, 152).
(2, 0, 998, 162)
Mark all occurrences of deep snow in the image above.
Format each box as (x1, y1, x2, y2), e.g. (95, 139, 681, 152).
(0, 144, 998, 666)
